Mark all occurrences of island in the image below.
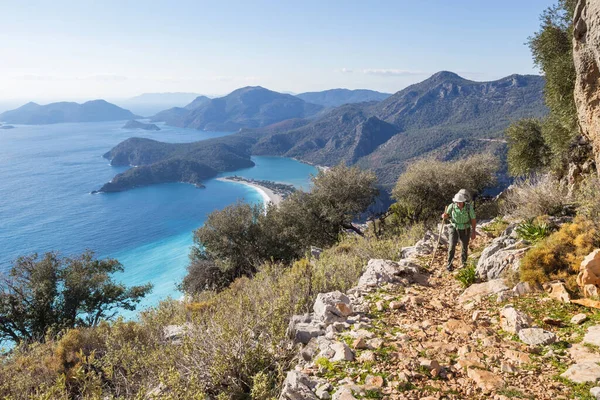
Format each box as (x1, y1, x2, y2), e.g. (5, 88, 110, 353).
(122, 120, 161, 131)
(0, 124, 15, 129)
(217, 176, 297, 205)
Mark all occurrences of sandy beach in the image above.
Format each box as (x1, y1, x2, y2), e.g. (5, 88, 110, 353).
(216, 177, 283, 206)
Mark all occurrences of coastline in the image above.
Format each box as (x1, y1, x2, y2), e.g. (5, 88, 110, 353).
(216, 177, 283, 206)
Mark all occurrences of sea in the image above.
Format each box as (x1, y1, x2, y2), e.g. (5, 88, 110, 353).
(0, 120, 317, 315)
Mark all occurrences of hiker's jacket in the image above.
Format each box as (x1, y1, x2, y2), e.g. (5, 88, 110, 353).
(446, 202, 476, 230)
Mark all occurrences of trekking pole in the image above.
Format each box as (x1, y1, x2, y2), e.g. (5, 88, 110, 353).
(427, 208, 448, 269)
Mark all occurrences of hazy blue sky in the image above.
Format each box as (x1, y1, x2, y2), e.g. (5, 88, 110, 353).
(0, 0, 555, 102)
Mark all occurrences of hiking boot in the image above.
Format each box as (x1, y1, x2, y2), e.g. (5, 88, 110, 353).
(446, 264, 454, 272)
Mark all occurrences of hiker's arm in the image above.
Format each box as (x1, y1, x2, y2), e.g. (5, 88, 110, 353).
(470, 205, 476, 239)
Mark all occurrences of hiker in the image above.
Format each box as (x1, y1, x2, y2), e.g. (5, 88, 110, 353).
(442, 189, 476, 271)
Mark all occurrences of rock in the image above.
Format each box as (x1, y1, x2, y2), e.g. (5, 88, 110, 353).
(585, 284, 600, 298)
(357, 350, 376, 363)
(331, 386, 357, 400)
(500, 306, 532, 334)
(443, 319, 474, 335)
(496, 290, 516, 303)
(419, 358, 442, 376)
(280, 371, 319, 400)
(518, 328, 556, 346)
(367, 338, 384, 349)
(578, 250, 600, 294)
(311, 246, 323, 260)
(572, 313, 589, 325)
(357, 259, 423, 288)
(591, 387, 600, 399)
(504, 349, 531, 365)
(467, 368, 504, 392)
(352, 337, 368, 350)
(584, 325, 600, 347)
(476, 235, 529, 280)
(513, 282, 533, 296)
(288, 315, 325, 344)
(365, 375, 384, 388)
(375, 301, 385, 311)
(389, 301, 402, 310)
(543, 280, 571, 303)
(330, 342, 354, 362)
(573, 0, 600, 176)
(561, 362, 600, 384)
(458, 279, 508, 304)
(314, 291, 353, 324)
(569, 343, 600, 363)
(315, 383, 332, 400)
(163, 324, 189, 343)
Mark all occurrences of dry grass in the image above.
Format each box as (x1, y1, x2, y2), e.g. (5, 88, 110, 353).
(500, 174, 571, 220)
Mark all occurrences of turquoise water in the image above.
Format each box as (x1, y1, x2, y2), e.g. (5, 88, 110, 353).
(0, 121, 317, 313)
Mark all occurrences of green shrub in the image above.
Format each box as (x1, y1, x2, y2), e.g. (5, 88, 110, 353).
(515, 219, 553, 243)
(455, 264, 477, 288)
(391, 154, 498, 223)
(506, 119, 550, 176)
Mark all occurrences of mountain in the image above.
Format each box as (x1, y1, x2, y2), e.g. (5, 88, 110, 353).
(296, 89, 391, 107)
(158, 86, 324, 131)
(0, 100, 139, 124)
(122, 120, 161, 131)
(150, 95, 212, 124)
(100, 72, 547, 192)
(116, 92, 204, 116)
(96, 135, 256, 192)
(251, 104, 398, 165)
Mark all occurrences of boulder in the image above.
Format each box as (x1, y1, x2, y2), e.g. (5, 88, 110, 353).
(357, 259, 423, 288)
(573, 0, 600, 176)
(518, 328, 557, 346)
(476, 235, 529, 280)
(280, 371, 319, 400)
(466, 368, 504, 392)
(561, 362, 600, 384)
(577, 249, 600, 296)
(330, 342, 354, 362)
(314, 291, 353, 324)
(513, 282, 534, 296)
(500, 305, 532, 334)
(543, 280, 571, 303)
(287, 314, 325, 344)
(584, 325, 600, 347)
(458, 279, 508, 304)
(592, 387, 600, 400)
(572, 313, 589, 325)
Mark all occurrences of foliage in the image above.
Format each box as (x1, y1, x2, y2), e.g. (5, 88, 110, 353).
(507, 0, 580, 176)
(506, 119, 550, 176)
(481, 218, 510, 238)
(390, 154, 499, 223)
(519, 217, 599, 290)
(0, 251, 151, 344)
(188, 165, 378, 291)
(515, 219, 553, 243)
(455, 263, 477, 288)
(575, 175, 600, 221)
(0, 230, 421, 399)
(500, 174, 571, 220)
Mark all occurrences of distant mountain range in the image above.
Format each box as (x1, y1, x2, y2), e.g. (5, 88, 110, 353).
(99, 72, 547, 193)
(295, 89, 391, 107)
(115, 92, 205, 116)
(0, 100, 138, 124)
(152, 86, 324, 131)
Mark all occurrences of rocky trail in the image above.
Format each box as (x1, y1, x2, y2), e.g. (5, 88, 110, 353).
(281, 224, 600, 400)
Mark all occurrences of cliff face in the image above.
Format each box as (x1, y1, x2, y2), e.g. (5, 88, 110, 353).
(573, 0, 600, 175)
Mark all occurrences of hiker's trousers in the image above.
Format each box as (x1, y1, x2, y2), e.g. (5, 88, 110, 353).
(447, 226, 470, 267)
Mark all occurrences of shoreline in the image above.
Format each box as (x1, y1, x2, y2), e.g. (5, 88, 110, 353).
(216, 177, 283, 206)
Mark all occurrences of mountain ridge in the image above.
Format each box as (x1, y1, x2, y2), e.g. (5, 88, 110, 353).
(0, 100, 139, 124)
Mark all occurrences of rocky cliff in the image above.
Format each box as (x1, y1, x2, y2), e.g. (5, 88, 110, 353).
(573, 0, 600, 175)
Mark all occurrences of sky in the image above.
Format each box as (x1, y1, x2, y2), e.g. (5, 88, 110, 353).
(0, 0, 556, 103)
